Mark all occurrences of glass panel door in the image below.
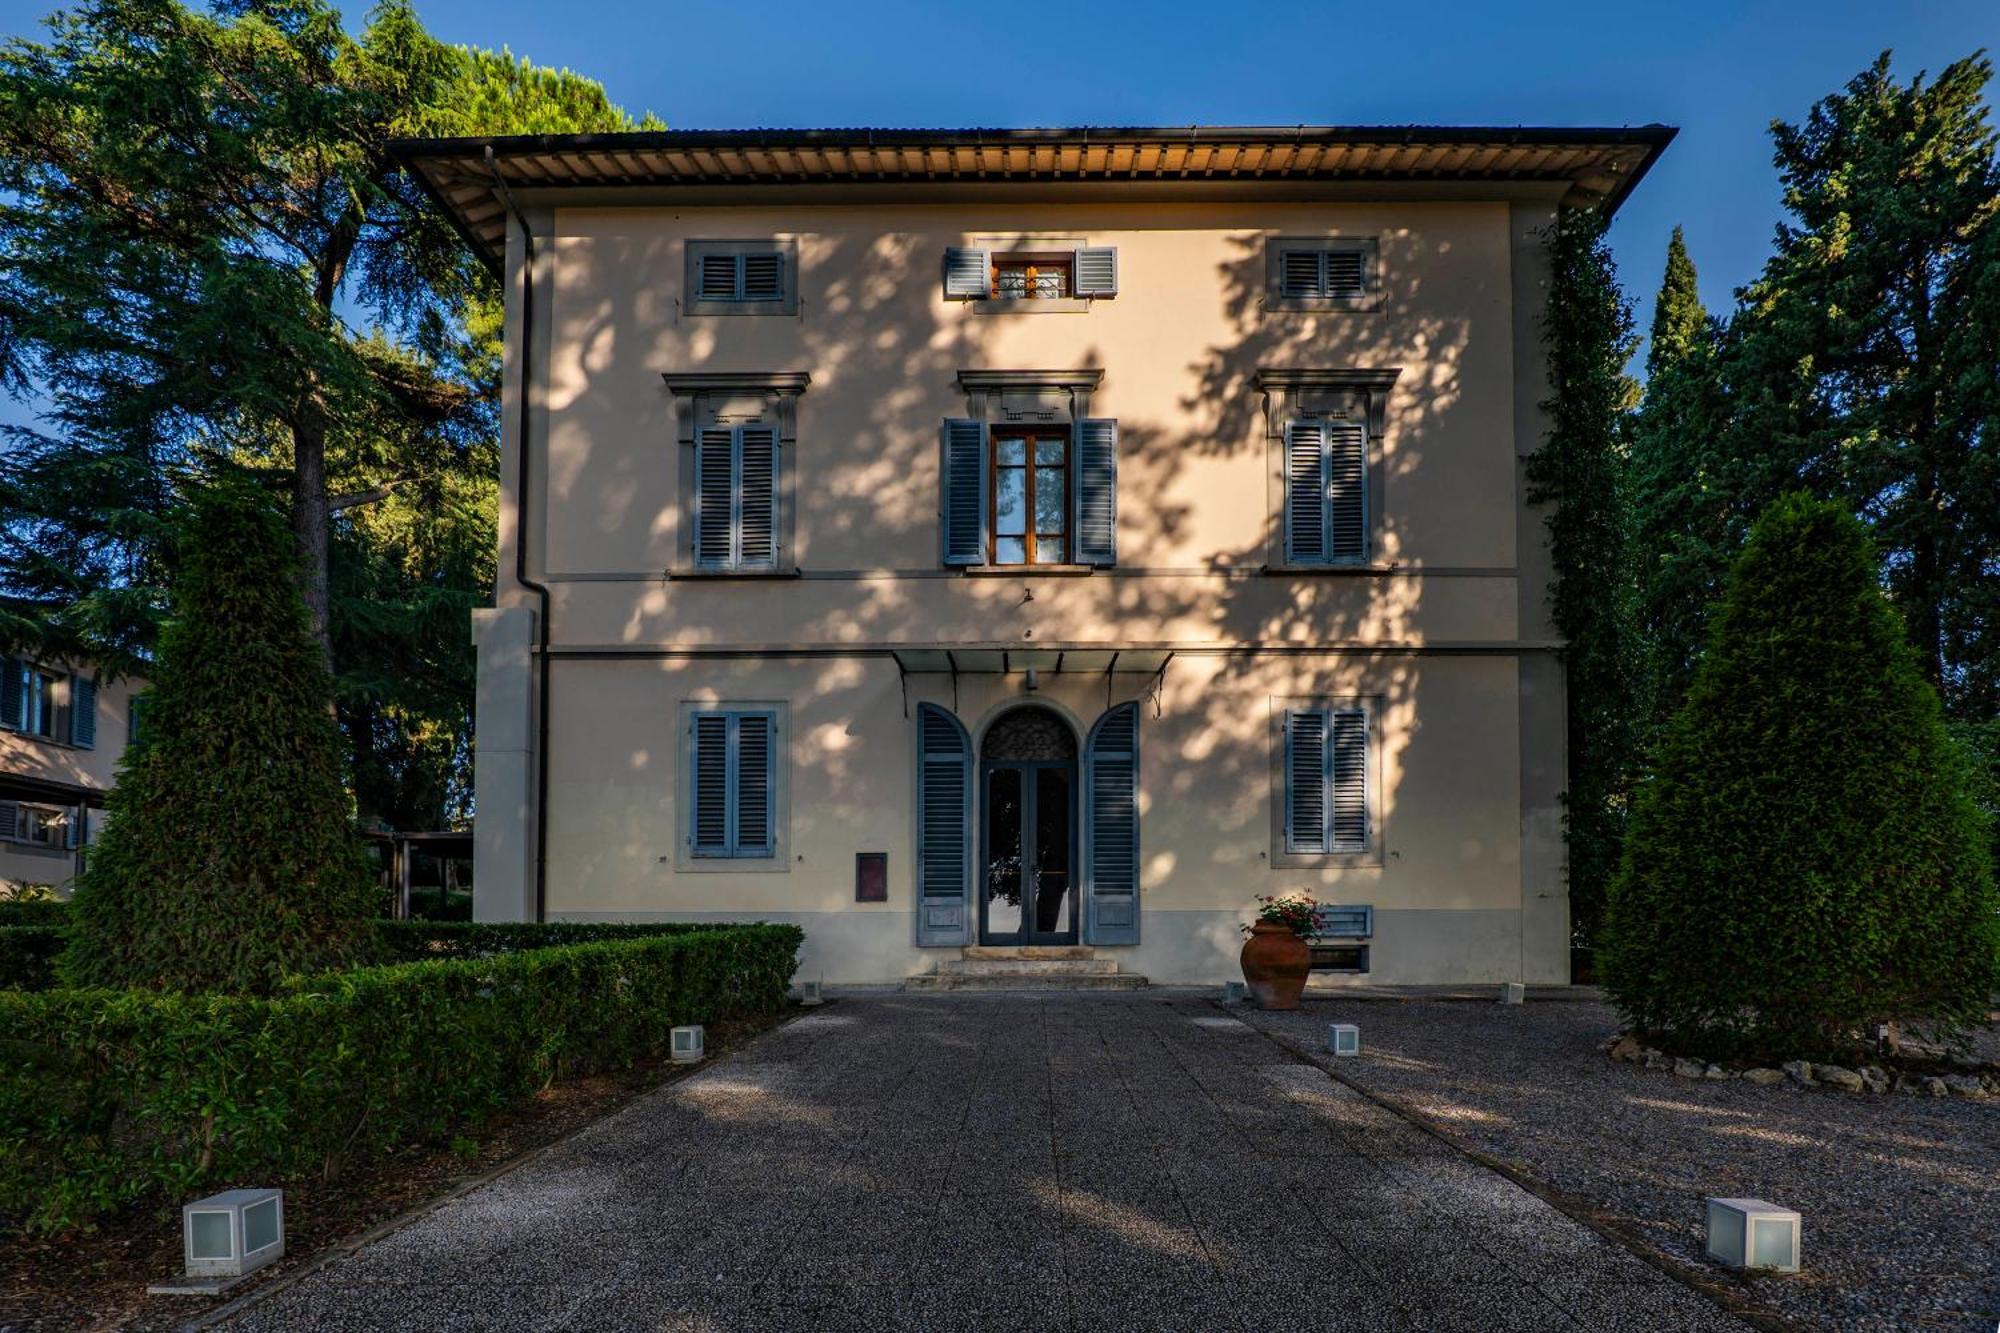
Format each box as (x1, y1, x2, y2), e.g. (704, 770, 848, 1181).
(982, 767, 1024, 942)
(1032, 767, 1074, 940)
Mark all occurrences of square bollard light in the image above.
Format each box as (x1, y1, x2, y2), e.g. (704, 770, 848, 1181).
(670, 1025, 705, 1064)
(183, 1189, 284, 1279)
(1499, 982, 1526, 1005)
(1706, 1198, 1800, 1273)
(1222, 980, 1246, 1003)
(1327, 1023, 1361, 1056)
(800, 980, 825, 1007)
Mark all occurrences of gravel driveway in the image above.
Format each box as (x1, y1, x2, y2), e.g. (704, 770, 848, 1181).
(212, 993, 1749, 1332)
(1244, 995, 1999, 1332)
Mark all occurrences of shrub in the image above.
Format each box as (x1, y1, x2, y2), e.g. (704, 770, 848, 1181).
(0, 928, 63, 990)
(62, 483, 375, 993)
(1601, 495, 1999, 1059)
(0, 924, 801, 1232)
(0, 900, 68, 928)
(372, 919, 740, 963)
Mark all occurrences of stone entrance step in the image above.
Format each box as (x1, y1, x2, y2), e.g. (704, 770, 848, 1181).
(905, 946, 1149, 992)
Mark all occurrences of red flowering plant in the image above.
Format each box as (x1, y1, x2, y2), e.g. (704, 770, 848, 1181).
(1242, 893, 1322, 937)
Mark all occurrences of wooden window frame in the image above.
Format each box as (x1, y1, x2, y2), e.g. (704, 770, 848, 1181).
(988, 427, 1070, 567)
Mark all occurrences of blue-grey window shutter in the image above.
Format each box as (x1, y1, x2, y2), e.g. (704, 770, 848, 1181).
(690, 713, 731, 856)
(915, 704, 972, 946)
(0, 658, 19, 730)
(1285, 710, 1328, 853)
(70, 675, 96, 749)
(1083, 702, 1141, 945)
(737, 425, 780, 570)
(63, 806, 79, 851)
(740, 251, 784, 301)
(1330, 709, 1369, 850)
(734, 713, 775, 856)
(128, 694, 145, 747)
(940, 419, 988, 565)
(1284, 422, 1327, 564)
(1326, 423, 1368, 562)
(1074, 246, 1118, 297)
(942, 247, 990, 298)
(1073, 419, 1118, 567)
(0, 802, 16, 841)
(694, 426, 736, 570)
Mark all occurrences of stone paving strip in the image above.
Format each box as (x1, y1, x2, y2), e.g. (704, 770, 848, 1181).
(213, 994, 1753, 1332)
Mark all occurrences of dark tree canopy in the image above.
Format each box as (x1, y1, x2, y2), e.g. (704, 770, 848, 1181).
(1602, 494, 1998, 1059)
(0, 0, 653, 829)
(61, 482, 377, 993)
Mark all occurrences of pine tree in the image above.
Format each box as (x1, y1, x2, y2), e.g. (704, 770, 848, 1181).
(1602, 495, 1998, 1058)
(60, 482, 375, 993)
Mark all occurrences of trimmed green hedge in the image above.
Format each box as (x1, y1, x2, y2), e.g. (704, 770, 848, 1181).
(0, 924, 801, 1232)
(0, 901, 68, 928)
(0, 928, 63, 990)
(373, 920, 735, 963)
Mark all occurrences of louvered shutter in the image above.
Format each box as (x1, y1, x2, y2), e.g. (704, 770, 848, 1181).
(939, 419, 988, 565)
(0, 658, 18, 730)
(1330, 709, 1368, 850)
(942, 247, 991, 298)
(693, 426, 736, 569)
(1074, 246, 1118, 297)
(70, 675, 96, 749)
(1084, 703, 1141, 945)
(1279, 249, 1322, 299)
(735, 714, 775, 856)
(1326, 422, 1368, 561)
(1326, 249, 1366, 299)
(698, 253, 740, 300)
(0, 803, 15, 841)
(915, 704, 972, 945)
(63, 806, 79, 851)
(741, 251, 784, 301)
(1285, 710, 1328, 853)
(737, 426, 779, 570)
(1284, 422, 1327, 564)
(1073, 419, 1118, 566)
(690, 713, 731, 855)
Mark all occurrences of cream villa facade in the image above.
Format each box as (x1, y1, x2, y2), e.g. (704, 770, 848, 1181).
(1, 654, 143, 893)
(395, 125, 1672, 986)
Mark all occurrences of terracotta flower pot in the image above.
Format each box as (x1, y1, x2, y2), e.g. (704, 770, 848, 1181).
(1240, 920, 1311, 1010)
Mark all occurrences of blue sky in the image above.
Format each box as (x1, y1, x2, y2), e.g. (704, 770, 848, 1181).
(0, 0, 1995, 432)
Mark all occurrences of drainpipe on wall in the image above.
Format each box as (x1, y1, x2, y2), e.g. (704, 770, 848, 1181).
(484, 147, 552, 922)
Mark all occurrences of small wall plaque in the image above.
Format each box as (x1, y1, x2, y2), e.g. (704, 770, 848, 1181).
(856, 852, 888, 902)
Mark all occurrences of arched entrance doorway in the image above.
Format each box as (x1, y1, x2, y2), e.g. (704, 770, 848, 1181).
(978, 705, 1079, 945)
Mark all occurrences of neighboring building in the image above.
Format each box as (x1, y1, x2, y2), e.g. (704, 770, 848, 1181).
(395, 124, 1672, 985)
(0, 654, 144, 894)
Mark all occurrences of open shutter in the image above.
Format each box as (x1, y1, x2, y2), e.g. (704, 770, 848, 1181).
(690, 714, 731, 855)
(1284, 422, 1327, 564)
(70, 675, 96, 749)
(1330, 709, 1369, 850)
(694, 426, 736, 569)
(1285, 710, 1328, 853)
(939, 419, 988, 565)
(0, 658, 18, 730)
(942, 247, 991, 298)
(737, 426, 779, 570)
(1084, 703, 1141, 945)
(63, 806, 79, 851)
(915, 704, 972, 946)
(1073, 419, 1118, 567)
(0, 802, 16, 841)
(1074, 246, 1118, 298)
(1326, 423, 1368, 561)
(735, 714, 775, 856)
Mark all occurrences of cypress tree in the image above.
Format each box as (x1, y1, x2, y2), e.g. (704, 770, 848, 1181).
(1527, 207, 1644, 951)
(61, 484, 375, 993)
(1601, 494, 1998, 1059)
